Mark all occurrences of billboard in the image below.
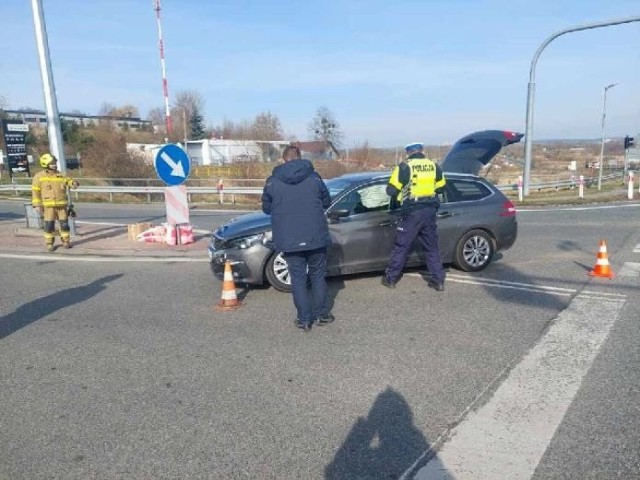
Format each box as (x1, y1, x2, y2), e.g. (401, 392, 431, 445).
(1, 119, 30, 176)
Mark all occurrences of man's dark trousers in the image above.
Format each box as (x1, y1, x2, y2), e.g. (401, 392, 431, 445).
(284, 247, 330, 324)
(385, 206, 445, 284)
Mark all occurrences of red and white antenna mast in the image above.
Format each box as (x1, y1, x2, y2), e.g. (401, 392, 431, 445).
(154, 0, 172, 137)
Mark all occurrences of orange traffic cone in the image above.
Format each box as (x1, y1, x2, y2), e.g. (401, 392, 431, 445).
(216, 260, 241, 310)
(588, 240, 615, 279)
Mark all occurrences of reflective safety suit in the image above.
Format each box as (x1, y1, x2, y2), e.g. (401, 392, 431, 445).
(384, 153, 446, 285)
(31, 168, 77, 248)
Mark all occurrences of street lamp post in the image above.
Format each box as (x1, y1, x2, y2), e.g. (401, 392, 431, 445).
(522, 16, 640, 196)
(597, 83, 618, 191)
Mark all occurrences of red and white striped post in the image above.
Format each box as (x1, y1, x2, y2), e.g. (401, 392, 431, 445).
(517, 175, 523, 202)
(578, 175, 584, 199)
(217, 178, 224, 204)
(165, 184, 190, 226)
(154, 0, 172, 138)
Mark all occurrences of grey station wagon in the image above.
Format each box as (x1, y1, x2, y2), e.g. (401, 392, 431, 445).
(209, 130, 522, 292)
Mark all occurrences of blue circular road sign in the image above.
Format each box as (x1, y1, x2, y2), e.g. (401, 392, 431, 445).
(154, 144, 191, 186)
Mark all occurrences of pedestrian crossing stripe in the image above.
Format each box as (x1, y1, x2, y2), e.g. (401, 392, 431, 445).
(619, 262, 640, 277)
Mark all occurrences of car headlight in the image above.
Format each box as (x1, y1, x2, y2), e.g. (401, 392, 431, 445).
(261, 231, 274, 248)
(228, 233, 264, 249)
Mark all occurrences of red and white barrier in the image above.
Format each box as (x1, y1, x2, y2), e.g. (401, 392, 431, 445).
(165, 184, 190, 225)
(177, 224, 194, 245)
(136, 224, 167, 243)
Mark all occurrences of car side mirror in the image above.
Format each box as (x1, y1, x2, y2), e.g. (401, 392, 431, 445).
(327, 209, 350, 220)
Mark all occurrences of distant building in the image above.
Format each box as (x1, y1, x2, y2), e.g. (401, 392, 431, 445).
(185, 139, 291, 166)
(126, 143, 165, 164)
(4, 109, 152, 131)
(295, 141, 340, 161)
(125, 139, 341, 167)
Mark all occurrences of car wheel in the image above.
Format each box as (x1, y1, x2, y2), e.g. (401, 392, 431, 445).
(453, 229, 495, 272)
(265, 252, 292, 292)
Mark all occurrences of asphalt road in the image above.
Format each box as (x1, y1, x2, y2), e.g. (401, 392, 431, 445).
(0, 200, 639, 479)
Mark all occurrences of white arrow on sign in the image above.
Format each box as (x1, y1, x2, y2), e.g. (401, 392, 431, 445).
(160, 151, 186, 178)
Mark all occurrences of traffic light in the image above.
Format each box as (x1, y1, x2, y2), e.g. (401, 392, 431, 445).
(624, 135, 635, 149)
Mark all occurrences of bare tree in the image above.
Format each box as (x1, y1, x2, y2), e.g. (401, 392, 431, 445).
(308, 106, 343, 148)
(212, 118, 251, 140)
(0, 95, 7, 120)
(98, 102, 139, 118)
(170, 90, 206, 142)
(250, 111, 284, 141)
(147, 107, 165, 127)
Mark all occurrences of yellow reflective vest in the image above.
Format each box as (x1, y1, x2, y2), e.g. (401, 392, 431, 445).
(388, 157, 446, 205)
(32, 170, 76, 208)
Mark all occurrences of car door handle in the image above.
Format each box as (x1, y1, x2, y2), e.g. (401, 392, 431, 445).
(438, 211, 455, 219)
(379, 220, 398, 227)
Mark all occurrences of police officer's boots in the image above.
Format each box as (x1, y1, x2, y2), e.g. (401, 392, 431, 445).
(46, 242, 55, 253)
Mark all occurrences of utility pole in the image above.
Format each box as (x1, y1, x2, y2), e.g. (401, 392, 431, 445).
(597, 83, 618, 191)
(31, 0, 66, 174)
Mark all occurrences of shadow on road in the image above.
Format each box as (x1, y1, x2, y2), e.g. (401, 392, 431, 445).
(325, 387, 442, 479)
(0, 273, 123, 339)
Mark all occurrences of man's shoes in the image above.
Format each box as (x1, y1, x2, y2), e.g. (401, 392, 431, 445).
(428, 280, 445, 292)
(381, 276, 396, 289)
(317, 313, 335, 326)
(46, 244, 55, 252)
(62, 242, 72, 249)
(294, 319, 312, 332)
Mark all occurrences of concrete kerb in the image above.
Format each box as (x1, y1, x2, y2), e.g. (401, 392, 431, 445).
(0, 220, 210, 262)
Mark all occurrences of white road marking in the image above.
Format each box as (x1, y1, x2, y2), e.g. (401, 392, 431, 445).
(518, 203, 640, 213)
(408, 294, 625, 480)
(633, 244, 640, 253)
(0, 253, 208, 263)
(405, 272, 625, 300)
(618, 262, 640, 277)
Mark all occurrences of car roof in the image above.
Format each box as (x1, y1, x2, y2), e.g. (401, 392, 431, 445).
(330, 170, 480, 183)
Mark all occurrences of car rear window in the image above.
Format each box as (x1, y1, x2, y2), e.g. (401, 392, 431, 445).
(445, 179, 492, 202)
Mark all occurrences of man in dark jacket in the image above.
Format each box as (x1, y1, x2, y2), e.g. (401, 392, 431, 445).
(262, 145, 335, 332)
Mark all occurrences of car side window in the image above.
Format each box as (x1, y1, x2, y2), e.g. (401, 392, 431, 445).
(333, 183, 390, 215)
(445, 179, 491, 202)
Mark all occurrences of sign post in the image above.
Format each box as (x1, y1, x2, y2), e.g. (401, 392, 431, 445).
(154, 144, 191, 242)
(1, 120, 30, 177)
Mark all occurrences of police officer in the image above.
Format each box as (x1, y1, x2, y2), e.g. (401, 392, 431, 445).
(381, 142, 446, 291)
(31, 153, 79, 252)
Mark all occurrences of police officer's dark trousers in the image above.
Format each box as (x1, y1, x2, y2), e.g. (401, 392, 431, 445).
(385, 205, 445, 284)
(284, 247, 330, 324)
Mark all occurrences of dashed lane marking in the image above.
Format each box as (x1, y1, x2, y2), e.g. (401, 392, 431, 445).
(618, 262, 640, 277)
(633, 244, 640, 253)
(407, 294, 626, 479)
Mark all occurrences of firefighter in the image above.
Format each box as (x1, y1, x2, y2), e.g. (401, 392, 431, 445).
(31, 153, 79, 252)
(381, 142, 447, 291)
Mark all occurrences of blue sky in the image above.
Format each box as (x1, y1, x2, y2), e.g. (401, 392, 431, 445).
(1, 0, 638, 147)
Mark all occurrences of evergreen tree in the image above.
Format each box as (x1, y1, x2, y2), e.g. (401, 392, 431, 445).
(190, 106, 206, 140)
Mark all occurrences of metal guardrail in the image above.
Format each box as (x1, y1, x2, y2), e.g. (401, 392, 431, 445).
(0, 173, 624, 202)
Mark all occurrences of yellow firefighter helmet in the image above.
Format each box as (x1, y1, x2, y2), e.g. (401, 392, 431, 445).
(39, 153, 57, 169)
